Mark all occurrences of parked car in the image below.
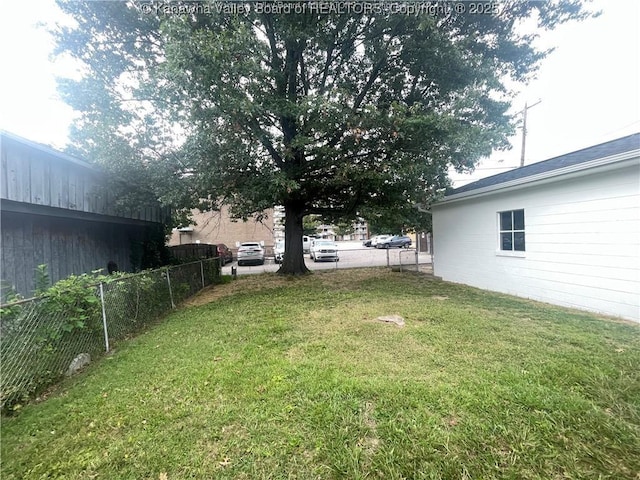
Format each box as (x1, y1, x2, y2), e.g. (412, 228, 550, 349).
(376, 235, 412, 249)
(370, 235, 393, 247)
(274, 239, 285, 264)
(309, 240, 339, 262)
(216, 243, 234, 265)
(237, 242, 265, 266)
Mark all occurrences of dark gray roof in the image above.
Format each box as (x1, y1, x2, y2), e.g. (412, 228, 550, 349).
(449, 133, 640, 195)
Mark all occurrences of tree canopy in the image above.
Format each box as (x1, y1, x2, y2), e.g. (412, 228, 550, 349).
(54, 0, 593, 273)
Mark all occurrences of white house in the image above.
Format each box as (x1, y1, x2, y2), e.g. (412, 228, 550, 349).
(432, 133, 640, 323)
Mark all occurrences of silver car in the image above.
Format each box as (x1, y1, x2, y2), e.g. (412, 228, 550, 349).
(370, 235, 393, 247)
(309, 240, 339, 262)
(237, 242, 265, 266)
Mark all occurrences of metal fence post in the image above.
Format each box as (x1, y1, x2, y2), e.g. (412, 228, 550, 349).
(166, 268, 176, 309)
(386, 247, 390, 267)
(1, 261, 226, 413)
(99, 282, 110, 353)
(200, 260, 206, 288)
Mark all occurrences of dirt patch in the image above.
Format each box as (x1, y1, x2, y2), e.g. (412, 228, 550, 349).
(376, 315, 405, 327)
(183, 268, 388, 308)
(443, 415, 461, 428)
(182, 275, 292, 307)
(312, 267, 389, 290)
(358, 401, 380, 464)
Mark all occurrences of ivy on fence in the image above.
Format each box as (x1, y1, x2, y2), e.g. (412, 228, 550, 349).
(0, 258, 221, 414)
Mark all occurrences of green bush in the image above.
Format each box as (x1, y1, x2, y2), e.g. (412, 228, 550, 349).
(1, 269, 111, 413)
(101, 271, 171, 339)
(1, 260, 222, 415)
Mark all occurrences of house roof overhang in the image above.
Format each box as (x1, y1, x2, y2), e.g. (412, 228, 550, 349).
(434, 149, 640, 207)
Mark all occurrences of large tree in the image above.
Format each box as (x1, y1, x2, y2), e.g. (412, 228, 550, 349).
(54, 0, 593, 274)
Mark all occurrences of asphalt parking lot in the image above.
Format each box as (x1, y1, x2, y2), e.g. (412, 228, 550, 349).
(222, 241, 433, 276)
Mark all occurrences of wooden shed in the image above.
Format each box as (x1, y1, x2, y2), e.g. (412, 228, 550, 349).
(0, 131, 169, 300)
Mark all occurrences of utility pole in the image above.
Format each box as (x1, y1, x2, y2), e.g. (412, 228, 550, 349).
(520, 99, 541, 167)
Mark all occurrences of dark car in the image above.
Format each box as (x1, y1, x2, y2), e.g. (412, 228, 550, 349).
(216, 244, 234, 265)
(376, 235, 412, 249)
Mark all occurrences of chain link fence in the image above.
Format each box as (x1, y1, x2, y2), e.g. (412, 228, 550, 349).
(226, 245, 432, 275)
(0, 258, 221, 413)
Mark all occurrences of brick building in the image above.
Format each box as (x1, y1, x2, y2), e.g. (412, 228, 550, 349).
(167, 205, 282, 255)
(167, 205, 372, 256)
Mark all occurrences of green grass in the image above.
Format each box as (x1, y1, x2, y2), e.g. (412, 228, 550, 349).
(2, 268, 639, 479)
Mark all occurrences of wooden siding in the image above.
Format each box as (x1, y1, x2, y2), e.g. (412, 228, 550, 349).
(432, 160, 640, 322)
(0, 132, 170, 301)
(1, 210, 150, 299)
(169, 243, 218, 260)
(1, 133, 165, 223)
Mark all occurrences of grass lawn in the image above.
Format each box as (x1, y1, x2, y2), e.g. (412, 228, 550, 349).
(1, 268, 639, 479)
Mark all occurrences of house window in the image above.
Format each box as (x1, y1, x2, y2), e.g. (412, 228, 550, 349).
(499, 209, 525, 251)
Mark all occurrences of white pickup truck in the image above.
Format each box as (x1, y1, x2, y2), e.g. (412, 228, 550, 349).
(274, 236, 313, 262)
(303, 235, 312, 253)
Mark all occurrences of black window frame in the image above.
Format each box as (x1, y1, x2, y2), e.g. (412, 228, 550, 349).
(499, 209, 525, 252)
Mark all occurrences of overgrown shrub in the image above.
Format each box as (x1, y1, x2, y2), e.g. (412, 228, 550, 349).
(101, 270, 172, 340)
(1, 269, 111, 413)
(1, 259, 222, 414)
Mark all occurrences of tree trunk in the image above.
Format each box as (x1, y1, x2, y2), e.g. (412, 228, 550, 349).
(278, 200, 310, 275)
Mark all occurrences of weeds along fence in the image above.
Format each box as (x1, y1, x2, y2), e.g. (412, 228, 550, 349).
(0, 258, 221, 413)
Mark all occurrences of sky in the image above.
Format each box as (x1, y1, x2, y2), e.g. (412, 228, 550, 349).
(449, 0, 640, 186)
(1, 0, 638, 187)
